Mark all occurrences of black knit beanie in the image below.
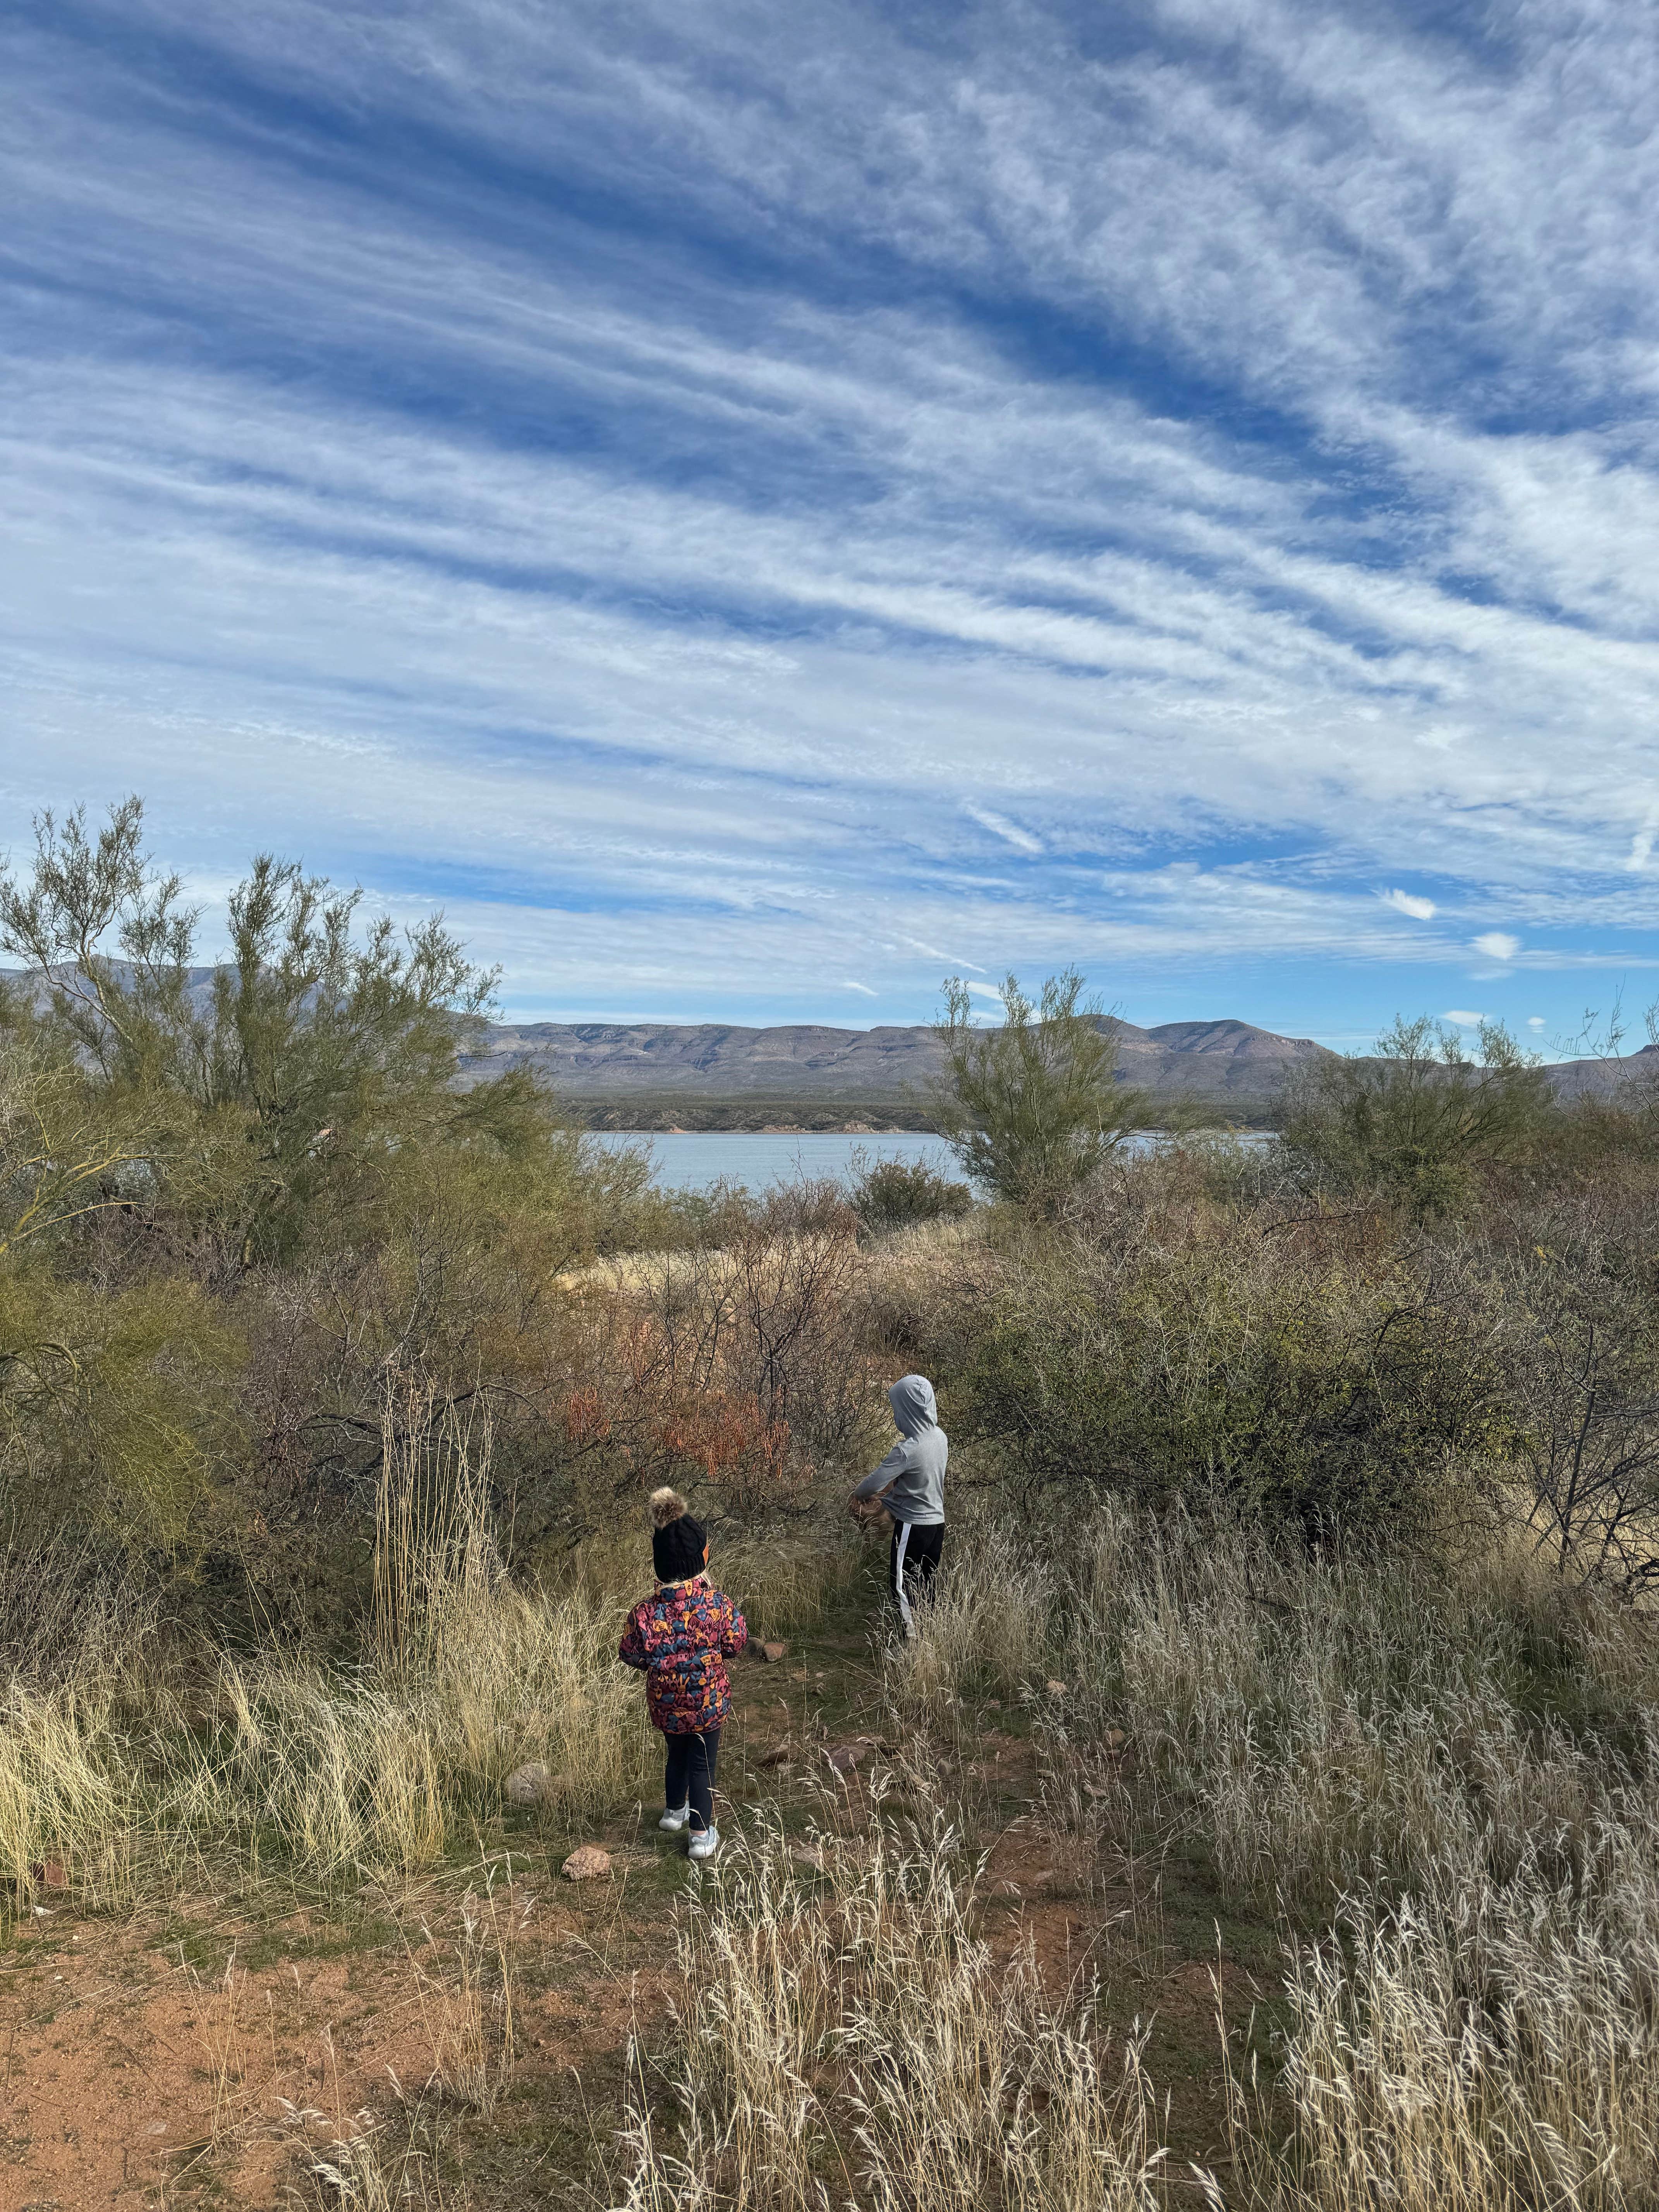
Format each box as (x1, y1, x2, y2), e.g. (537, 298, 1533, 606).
(649, 1487, 707, 1582)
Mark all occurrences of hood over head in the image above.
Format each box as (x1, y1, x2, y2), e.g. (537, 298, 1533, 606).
(889, 1374, 938, 1438)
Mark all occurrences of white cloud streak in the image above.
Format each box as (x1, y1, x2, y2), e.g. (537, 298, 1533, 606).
(1382, 889, 1436, 920)
(2, 1, 1657, 1015)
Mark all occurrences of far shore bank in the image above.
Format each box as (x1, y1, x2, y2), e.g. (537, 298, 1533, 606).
(561, 1092, 1280, 1134)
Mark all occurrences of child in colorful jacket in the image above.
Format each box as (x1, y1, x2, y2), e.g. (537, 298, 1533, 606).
(618, 1487, 747, 1861)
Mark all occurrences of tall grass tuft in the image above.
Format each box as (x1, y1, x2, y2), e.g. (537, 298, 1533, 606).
(610, 1797, 1163, 2211)
(0, 1389, 646, 1911)
(881, 1534, 1057, 1726)
(1236, 1802, 1659, 2212)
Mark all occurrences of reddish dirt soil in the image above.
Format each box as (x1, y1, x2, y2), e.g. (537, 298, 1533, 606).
(0, 1872, 676, 2210)
(0, 1608, 1250, 2205)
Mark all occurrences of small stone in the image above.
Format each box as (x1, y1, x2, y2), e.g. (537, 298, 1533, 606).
(790, 1841, 826, 1871)
(506, 1761, 555, 1807)
(826, 1745, 866, 1774)
(1104, 1728, 1127, 1752)
(757, 1640, 789, 1663)
(561, 1845, 613, 1881)
(758, 1743, 792, 1768)
(1045, 1679, 1068, 1698)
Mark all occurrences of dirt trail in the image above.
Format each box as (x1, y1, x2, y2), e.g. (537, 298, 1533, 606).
(0, 1577, 1262, 2206)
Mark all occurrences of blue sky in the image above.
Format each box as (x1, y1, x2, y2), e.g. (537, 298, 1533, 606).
(4, 0, 1658, 1048)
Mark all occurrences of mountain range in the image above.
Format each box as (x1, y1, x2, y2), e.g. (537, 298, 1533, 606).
(459, 1015, 1331, 1124)
(5, 966, 1649, 1128)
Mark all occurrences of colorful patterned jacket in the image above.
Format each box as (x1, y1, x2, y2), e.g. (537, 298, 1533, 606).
(618, 1578, 748, 1733)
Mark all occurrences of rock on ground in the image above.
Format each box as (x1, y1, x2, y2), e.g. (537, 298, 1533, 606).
(506, 1760, 554, 1806)
(561, 1845, 613, 1881)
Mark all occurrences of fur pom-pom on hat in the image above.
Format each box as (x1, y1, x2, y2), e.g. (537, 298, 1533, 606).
(649, 1487, 689, 1529)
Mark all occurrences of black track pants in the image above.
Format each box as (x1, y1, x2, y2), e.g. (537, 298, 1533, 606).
(889, 1519, 944, 1633)
(664, 1726, 721, 1832)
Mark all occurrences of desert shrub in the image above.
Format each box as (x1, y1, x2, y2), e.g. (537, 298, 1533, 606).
(0, 1265, 247, 1549)
(952, 1208, 1511, 1541)
(0, 800, 667, 1604)
(560, 1222, 888, 1529)
(852, 1156, 972, 1235)
(1280, 1013, 1552, 1219)
(623, 1176, 764, 1252)
(931, 969, 1154, 1209)
(1436, 1166, 1659, 1594)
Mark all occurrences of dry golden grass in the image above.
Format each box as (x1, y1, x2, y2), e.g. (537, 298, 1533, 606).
(610, 1793, 1163, 2212)
(0, 1575, 645, 1907)
(1231, 1802, 1659, 2212)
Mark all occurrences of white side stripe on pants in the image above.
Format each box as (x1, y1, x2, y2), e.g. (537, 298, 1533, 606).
(892, 1520, 913, 1632)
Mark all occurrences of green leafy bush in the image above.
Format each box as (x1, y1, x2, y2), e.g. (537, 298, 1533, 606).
(852, 1155, 972, 1235)
(951, 1201, 1515, 1543)
(931, 968, 1153, 1208)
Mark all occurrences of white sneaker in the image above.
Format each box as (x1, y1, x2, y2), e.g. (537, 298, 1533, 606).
(659, 1803, 692, 1832)
(687, 1826, 720, 1862)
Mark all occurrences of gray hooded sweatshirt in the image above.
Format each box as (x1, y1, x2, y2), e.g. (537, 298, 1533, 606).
(853, 1375, 947, 1526)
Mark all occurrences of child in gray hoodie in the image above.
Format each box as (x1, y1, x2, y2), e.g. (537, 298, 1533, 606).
(850, 1374, 947, 1634)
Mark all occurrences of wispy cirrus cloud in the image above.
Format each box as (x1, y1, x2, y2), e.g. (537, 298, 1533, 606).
(2, 0, 1657, 1039)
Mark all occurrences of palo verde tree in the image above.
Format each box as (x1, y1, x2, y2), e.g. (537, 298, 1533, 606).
(1279, 1013, 1552, 1219)
(0, 798, 541, 1265)
(931, 968, 1152, 1207)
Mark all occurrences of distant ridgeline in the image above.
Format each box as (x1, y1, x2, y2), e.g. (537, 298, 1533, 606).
(7, 966, 1643, 1132)
(458, 1017, 1336, 1130)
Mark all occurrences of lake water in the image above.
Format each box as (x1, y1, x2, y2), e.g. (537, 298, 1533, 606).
(591, 1127, 1266, 1194)
(592, 1130, 962, 1194)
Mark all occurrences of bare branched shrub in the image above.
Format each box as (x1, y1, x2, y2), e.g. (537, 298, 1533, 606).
(567, 1220, 885, 1523)
(1464, 1186, 1659, 1593)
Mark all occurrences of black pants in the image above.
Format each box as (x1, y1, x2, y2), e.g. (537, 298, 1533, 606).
(664, 1726, 721, 1832)
(890, 1519, 944, 1632)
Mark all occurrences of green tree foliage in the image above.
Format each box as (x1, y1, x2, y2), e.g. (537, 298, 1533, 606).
(0, 798, 655, 1582)
(1280, 1013, 1552, 1218)
(0, 1267, 244, 1551)
(932, 968, 1152, 1207)
(0, 800, 531, 1262)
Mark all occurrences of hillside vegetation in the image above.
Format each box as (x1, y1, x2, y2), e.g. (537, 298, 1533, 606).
(7, 803, 1659, 2209)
